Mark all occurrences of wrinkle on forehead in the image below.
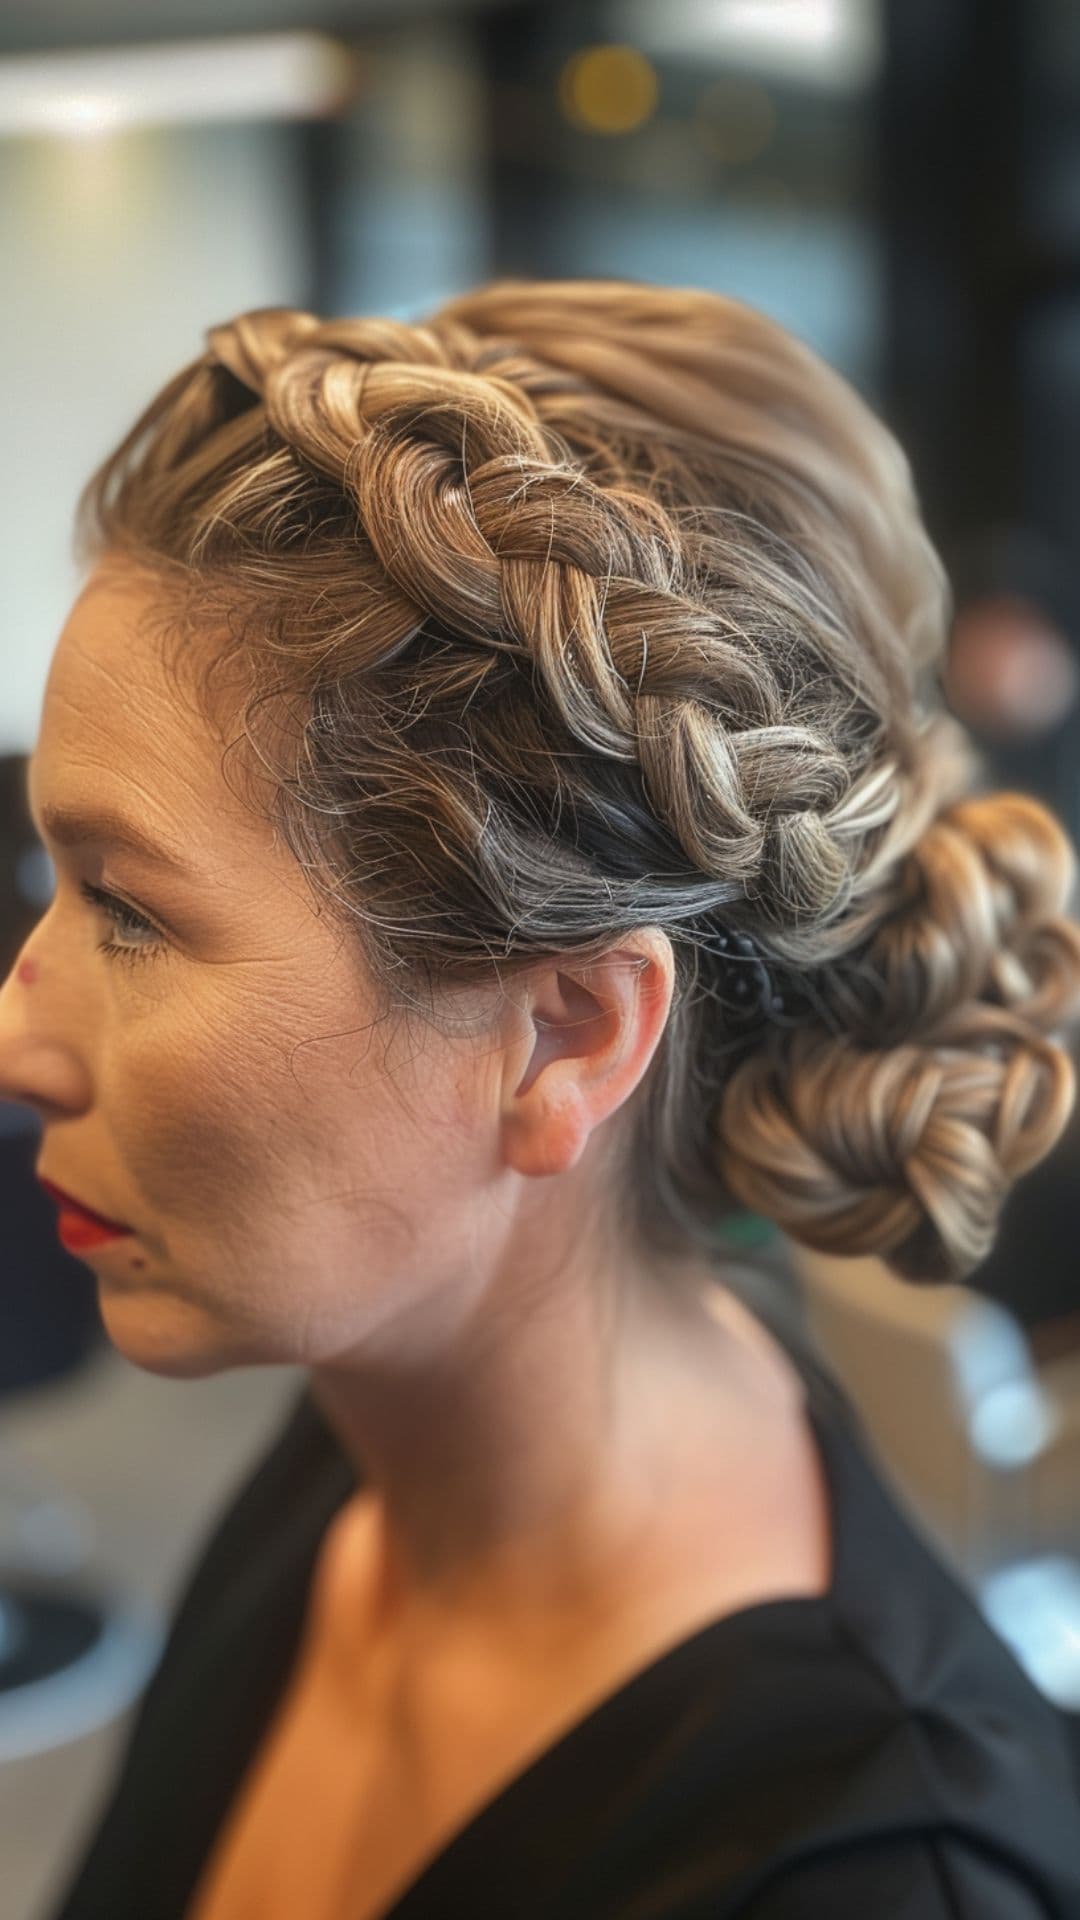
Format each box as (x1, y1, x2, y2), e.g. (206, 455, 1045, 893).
(58, 556, 327, 901)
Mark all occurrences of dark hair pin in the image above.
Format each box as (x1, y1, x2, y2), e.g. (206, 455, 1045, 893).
(712, 925, 813, 1028)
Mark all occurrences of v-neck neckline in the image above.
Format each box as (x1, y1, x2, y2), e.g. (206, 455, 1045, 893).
(372, 1342, 848, 1920)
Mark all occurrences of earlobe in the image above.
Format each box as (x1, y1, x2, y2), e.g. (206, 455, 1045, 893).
(503, 1083, 589, 1179)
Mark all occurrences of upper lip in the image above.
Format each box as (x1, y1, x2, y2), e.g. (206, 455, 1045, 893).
(37, 1176, 130, 1232)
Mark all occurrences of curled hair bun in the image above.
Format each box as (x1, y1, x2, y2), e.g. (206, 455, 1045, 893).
(75, 276, 1080, 1285)
(715, 787, 1080, 1283)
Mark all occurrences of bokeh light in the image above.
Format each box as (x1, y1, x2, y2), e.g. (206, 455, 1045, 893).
(945, 593, 1080, 741)
(558, 44, 659, 136)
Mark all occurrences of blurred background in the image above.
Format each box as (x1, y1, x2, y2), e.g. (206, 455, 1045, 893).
(3, 1, 1080, 1913)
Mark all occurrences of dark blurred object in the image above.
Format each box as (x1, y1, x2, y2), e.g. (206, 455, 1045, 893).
(877, 0, 1080, 843)
(0, 1101, 103, 1390)
(968, 1073, 1080, 1363)
(1, 752, 103, 1390)
(1, 755, 156, 1767)
(0, 748, 55, 968)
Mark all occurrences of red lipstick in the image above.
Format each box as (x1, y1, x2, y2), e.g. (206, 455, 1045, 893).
(37, 1177, 133, 1250)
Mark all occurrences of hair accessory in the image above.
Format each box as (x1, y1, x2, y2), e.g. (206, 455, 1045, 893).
(711, 925, 816, 1029)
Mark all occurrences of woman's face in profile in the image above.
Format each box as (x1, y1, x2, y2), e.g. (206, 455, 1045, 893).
(0, 560, 503, 1377)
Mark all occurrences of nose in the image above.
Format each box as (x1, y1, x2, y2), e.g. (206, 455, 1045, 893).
(0, 924, 91, 1120)
(0, 758, 86, 1114)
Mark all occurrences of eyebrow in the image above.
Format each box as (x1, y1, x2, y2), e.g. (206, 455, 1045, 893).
(31, 796, 196, 878)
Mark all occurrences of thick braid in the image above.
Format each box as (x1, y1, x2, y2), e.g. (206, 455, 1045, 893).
(204, 307, 885, 939)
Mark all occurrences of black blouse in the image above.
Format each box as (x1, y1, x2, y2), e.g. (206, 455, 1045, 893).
(47, 1327, 1080, 1918)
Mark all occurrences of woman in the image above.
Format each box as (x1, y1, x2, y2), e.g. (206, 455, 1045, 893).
(4, 278, 1080, 1917)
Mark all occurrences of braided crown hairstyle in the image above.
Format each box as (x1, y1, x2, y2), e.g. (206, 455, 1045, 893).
(73, 278, 1080, 1284)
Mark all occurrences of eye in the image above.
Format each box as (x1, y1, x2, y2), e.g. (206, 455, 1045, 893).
(79, 881, 167, 966)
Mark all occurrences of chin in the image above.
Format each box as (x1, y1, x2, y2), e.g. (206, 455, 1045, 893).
(95, 1294, 262, 1380)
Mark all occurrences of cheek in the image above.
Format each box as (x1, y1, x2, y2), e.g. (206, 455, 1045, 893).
(106, 979, 317, 1231)
(104, 979, 410, 1241)
(115, 1031, 278, 1228)
(101, 962, 479, 1301)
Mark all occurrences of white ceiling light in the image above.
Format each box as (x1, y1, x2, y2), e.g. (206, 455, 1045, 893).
(0, 32, 362, 139)
(613, 0, 883, 94)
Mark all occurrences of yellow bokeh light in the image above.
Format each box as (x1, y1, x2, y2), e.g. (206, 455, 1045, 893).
(558, 44, 659, 136)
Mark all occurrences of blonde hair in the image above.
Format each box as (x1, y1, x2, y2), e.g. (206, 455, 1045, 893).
(74, 277, 1080, 1284)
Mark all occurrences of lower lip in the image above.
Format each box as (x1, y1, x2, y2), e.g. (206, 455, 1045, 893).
(55, 1209, 133, 1252)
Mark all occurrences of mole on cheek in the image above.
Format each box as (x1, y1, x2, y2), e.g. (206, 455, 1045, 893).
(17, 959, 39, 986)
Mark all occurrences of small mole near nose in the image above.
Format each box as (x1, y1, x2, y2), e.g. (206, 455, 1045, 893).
(17, 958, 39, 986)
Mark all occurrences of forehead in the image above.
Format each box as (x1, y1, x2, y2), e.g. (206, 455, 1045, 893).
(38, 565, 202, 755)
(31, 563, 268, 863)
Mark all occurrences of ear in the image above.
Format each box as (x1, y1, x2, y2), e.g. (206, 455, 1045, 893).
(500, 928, 676, 1179)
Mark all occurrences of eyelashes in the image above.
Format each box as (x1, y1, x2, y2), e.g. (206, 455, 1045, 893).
(79, 880, 167, 967)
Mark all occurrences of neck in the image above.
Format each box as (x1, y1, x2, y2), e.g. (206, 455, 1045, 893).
(307, 1253, 800, 1645)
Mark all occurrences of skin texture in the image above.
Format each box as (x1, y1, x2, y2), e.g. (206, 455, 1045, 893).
(0, 558, 827, 1691)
